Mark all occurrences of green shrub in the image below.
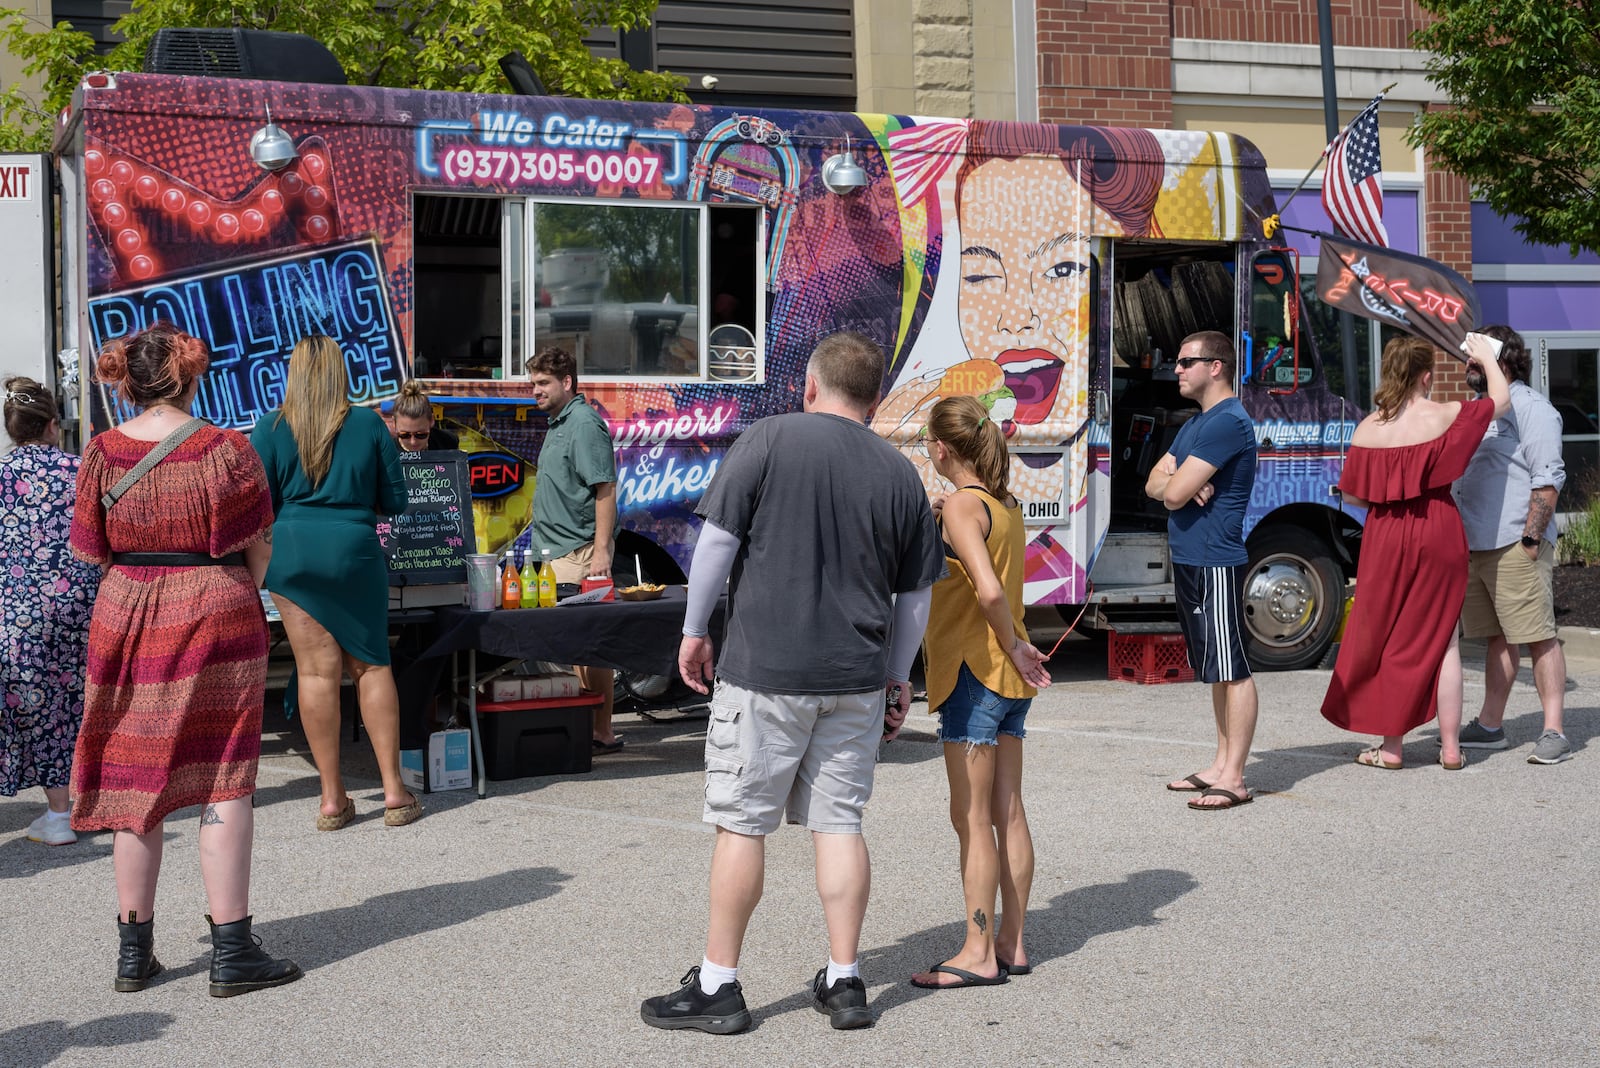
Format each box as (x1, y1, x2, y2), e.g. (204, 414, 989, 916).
(1558, 477, 1600, 565)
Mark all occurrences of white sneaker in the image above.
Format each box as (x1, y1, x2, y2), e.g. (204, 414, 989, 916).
(26, 811, 77, 846)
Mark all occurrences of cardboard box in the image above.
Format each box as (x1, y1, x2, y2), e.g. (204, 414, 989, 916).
(476, 694, 602, 780)
(484, 677, 523, 702)
(400, 728, 474, 792)
(430, 728, 473, 790)
(521, 673, 582, 700)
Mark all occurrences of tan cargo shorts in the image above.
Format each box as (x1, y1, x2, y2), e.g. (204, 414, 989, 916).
(702, 679, 883, 836)
(550, 543, 595, 585)
(1461, 540, 1556, 645)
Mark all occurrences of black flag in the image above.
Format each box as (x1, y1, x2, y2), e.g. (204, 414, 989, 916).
(1315, 233, 1481, 359)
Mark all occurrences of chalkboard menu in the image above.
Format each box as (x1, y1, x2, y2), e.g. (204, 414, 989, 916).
(379, 450, 470, 586)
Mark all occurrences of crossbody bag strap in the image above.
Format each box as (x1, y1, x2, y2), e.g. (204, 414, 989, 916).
(101, 417, 209, 510)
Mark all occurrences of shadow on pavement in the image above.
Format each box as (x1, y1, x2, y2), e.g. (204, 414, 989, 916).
(746, 867, 1200, 1028)
(0, 1012, 176, 1068)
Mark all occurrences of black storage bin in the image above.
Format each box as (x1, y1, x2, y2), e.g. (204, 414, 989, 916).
(475, 694, 600, 780)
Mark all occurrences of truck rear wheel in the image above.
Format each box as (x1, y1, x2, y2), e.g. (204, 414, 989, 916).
(1241, 526, 1344, 671)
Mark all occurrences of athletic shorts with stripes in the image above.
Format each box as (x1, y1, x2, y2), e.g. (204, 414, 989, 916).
(1172, 562, 1254, 683)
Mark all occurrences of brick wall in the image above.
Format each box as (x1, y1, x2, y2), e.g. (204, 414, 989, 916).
(1172, 0, 1428, 50)
(1423, 111, 1475, 400)
(1035, 0, 1173, 126)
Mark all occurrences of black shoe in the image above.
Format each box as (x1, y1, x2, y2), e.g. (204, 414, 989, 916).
(206, 914, 302, 998)
(114, 911, 163, 992)
(812, 967, 873, 1029)
(640, 966, 752, 1034)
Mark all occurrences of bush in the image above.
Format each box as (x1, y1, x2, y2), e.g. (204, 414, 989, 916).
(1558, 474, 1600, 565)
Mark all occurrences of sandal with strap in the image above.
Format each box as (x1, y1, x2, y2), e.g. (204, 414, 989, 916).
(1355, 747, 1403, 770)
(315, 796, 355, 831)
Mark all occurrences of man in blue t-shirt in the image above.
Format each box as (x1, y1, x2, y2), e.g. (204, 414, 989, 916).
(1145, 329, 1260, 811)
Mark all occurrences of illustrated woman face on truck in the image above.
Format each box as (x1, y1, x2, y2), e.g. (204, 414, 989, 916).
(951, 123, 1163, 435)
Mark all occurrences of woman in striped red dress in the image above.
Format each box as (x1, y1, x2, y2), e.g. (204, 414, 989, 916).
(70, 323, 300, 998)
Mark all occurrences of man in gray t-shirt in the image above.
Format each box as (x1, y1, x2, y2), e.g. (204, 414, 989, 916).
(640, 331, 944, 1036)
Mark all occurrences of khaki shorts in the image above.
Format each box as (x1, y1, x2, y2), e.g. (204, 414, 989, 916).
(1461, 540, 1556, 645)
(550, 544, 595, 586)
(702, 679, 883, 836)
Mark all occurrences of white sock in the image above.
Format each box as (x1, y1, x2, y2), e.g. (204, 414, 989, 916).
(699, 959, 737, 994)
(43, 808, 70, 820)
(826, 958, 859, 986)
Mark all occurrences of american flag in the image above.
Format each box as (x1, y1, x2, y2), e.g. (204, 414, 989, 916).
(1322, 97, 1388, 247)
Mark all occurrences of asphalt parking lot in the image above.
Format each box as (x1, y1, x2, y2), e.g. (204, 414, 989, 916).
(3, 622, 1597, 1068)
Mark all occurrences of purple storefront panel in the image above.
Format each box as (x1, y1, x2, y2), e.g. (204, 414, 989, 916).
(1476, 282, 1600, 333)
(1274, 188, 1420, 256)
(1471, 203, 1600, 266)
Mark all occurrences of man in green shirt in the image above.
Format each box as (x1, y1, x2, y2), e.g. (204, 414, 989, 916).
(530, 346, 620, 751)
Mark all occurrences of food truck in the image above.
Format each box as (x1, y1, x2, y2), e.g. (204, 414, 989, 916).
(41, 60, 1363, 669)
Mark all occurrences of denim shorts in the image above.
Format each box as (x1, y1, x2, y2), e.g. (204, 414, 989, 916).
(936, 663, 1030, 745)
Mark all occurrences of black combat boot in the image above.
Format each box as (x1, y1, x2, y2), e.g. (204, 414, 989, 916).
(206, 914, 302, 998)
(115, 910, 163, 992)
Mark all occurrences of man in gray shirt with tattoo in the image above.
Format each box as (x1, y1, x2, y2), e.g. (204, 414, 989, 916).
(1452, 324, 1571, 763)
(640, 330, 945, 1034)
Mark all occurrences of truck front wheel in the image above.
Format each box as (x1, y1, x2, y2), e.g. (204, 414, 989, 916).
(1240, 526, 1344, 671)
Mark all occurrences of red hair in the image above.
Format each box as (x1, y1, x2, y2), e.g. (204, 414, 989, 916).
(97, 322, 210, 406)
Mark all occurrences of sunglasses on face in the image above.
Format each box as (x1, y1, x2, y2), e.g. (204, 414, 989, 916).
(1174, 356, 1219, 369)
(396, 431, 430, 442)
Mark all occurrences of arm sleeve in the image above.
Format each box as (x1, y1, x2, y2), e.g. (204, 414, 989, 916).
(69, 440, 110, 565)
(1187, 411, 1250, 469)
(682, 520, 741, 637)
(206, 431, 275, 556)
(376, 421, 409, 516)
(248, 417, 284, 515)
(886, 587, 932, 684)
(573, 417, 618, 487)
(1521, 396, 1567, 493)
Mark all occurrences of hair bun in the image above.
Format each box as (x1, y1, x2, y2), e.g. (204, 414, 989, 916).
(96, 340, 129, 385)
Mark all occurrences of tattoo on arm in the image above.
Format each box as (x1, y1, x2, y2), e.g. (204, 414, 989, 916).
(973, 908, 987, 933)
(1526, 492, 1556, 540)
(201, 804, 223, 826)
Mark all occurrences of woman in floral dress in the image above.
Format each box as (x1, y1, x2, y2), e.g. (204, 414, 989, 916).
(0, 377, 100, 845)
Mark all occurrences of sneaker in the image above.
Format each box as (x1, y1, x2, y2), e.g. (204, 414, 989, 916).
(1457, 718, 1510, 750)
(1528, 730, 1574, 765)
(811, 967, 873, 1030)
(26, 811, 76, 846)
(640, 966, 752, 1034)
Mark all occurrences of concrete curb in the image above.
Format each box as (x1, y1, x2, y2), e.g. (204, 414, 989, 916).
(1559, 625, 1600, 662)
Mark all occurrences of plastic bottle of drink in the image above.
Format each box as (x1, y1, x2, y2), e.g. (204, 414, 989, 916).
(500, 552, 521, 610)
(538, 548, 557, 607)
(520, 548, 539, 609)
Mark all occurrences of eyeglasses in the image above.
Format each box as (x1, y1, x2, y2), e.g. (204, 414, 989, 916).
(919, 435, 937, 457)
(1174, 356, 1220, 369)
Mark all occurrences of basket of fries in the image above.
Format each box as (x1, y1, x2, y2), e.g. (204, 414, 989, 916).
(616, 582, 666, 602)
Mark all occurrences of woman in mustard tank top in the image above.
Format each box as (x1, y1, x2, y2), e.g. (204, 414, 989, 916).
(910, 395, 1052, 990)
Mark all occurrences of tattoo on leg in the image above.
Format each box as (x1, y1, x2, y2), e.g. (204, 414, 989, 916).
(973, 908, 987, 933)
(201, 804, 223, 826)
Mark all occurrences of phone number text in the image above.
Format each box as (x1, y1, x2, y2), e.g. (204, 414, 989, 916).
(441, 147, 661, 187)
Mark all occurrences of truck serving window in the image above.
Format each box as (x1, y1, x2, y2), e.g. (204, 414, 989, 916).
(413, 193, 762, 383)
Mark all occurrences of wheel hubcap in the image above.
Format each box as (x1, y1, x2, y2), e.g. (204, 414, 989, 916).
(1244, 555, 1324, 648)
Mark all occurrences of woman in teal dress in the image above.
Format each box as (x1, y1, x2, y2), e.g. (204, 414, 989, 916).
(251, 335, 421, 829)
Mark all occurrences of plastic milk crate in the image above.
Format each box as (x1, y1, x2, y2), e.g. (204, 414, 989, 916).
(474, 692, 604, 780)
(1108, 625, 1195, 685)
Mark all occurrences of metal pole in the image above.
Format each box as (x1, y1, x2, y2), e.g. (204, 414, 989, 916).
(1319, 0, 1363, 406)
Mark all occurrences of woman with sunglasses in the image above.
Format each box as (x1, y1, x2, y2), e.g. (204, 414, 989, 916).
(390, 380, 458, 453)
(1, 378, 100, 846)
(911, 394, 1052, 990)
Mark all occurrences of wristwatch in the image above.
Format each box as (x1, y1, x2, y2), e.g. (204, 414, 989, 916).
(1520, 535, 1541, 548)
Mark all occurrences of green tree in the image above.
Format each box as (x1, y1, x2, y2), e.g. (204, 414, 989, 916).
(0, 0, 686, 151)
(1410, 1, 1600, 256)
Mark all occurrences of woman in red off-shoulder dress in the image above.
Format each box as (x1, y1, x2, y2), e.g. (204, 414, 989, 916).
(1320, 334, 1510, 769)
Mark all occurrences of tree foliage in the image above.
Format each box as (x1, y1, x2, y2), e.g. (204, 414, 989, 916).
(1410, 1, 1600, 256)
(0, 0, 686, 152)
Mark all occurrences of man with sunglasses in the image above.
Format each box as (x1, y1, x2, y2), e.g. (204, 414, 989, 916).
(1144, 330, 1260, 811)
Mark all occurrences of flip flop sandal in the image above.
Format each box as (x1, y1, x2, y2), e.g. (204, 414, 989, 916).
(383, 798, 424, 827)
(997, 959, 1032, 976)
(592, 737, 625, 755)
(1187, 787, 1253, 811)
(1355, 747, 1403, 770)
(315, 796, 355, 831)
(1439, 751, 1467, 771)
(1166, 773, 1214, 793)
(910, 963, 1009, 989)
